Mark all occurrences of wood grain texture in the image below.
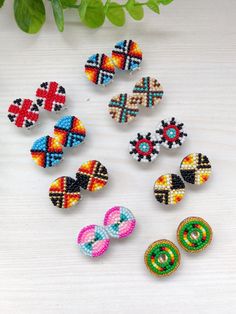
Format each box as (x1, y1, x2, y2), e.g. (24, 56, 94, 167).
(0, 0, 236, 313)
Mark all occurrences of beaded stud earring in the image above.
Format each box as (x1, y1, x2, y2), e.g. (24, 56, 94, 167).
(111, 40, 143, 73)
(108, 93, 142, 123)
(35, 81, 66, 112)
(8, 98, 40, 129)
(31, 115, 86, 168)
(180, 153, 212, 185)
(177, 217, 213, 253)
(7, 81, 67, 129)
(108, 77, 164, 125)
(49, 160, 109, 208)
(154, 174, 186, 205)
(84, 53, 116, 86)
(77, 206, 136, 257)
(155, 117, 187, 149)
(133, 77, 164, 108)
(129, 132, 160, 163)
(144, 239, 181, 277)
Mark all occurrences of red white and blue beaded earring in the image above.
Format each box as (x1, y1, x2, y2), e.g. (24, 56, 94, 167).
(77, 206, 136, 257)
(49, 160, 109, 208)
(30, 115, 86, 168)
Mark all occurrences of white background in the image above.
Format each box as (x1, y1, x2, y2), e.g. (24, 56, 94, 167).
(0, 0, 236, 313)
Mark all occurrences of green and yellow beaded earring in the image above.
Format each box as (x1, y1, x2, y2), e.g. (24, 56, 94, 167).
(177, 217, 213, 253)
(144, 239, 181, 277)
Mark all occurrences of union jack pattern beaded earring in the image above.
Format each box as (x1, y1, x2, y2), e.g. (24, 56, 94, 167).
(49, 160, 109, 209)
(35, 81, 66, 112)
(7, 81, 66, 129)
(8, 98, 40, 129)
(77, 206, 136, 257)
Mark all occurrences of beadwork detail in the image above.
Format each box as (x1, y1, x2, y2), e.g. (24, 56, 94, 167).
(180, 153, 212, 185)
(129, 132, 160, 163)
(31, 136, 63, 168)
(108, 93, 141, 123)
(133, 77, 164, 108)
(77, 225, 110, 257)
(49, 176, 81, 208)
(35, 81, 66, 112)
(177, 217, 213, 253)
(144, 240, 180, 277)
(54, 116, 86, 148)
(155, 117, 187, 149)
(76, 160, 109, 192)
(104, 206, 136, 238)
(85, 53, 115, 86)
(111, 40, 142, 72)
(154, 174, 185, 205)
(8, 98, 39, 128)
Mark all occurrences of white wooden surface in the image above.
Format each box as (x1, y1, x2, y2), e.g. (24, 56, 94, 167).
(0, 0, 236, 313)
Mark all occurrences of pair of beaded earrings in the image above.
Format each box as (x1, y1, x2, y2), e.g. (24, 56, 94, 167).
(154, 153, 212, 205)
(7, 81, 66, 129)
(109, 77, 164, 124)
(84, 40, 142, 86)
(129, 117, 187, 163)
(77, 206, 136, 257)
(145, 216, 213, 277)
(30, 116, 86, 168)
(49, 160, 109, 209)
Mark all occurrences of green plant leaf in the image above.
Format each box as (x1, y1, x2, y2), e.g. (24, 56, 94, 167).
(61, 0, 77, 8)
(147, 0, 160, 13)
(0, 0, 5, 8)
(14, 0, 46, 34)
(79, 0, 105, 28)
(106, 2, 125, 27)
(157, 0, 174, 5)
(51, 0, 64, 32)
(126, 0, 144, 21)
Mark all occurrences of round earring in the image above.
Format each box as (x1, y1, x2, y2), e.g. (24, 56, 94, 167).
(180, 153, 212, 185)
(77, 225, 110, 257)
(103, 206, 136, 239)
(144, 239, 181, 277)
(154, 174, 185, 205)
(155, 117, 187, 149)
(85, 53, 115, 86)
(111, 39, 142, 72)
(177, 217, 213, 253)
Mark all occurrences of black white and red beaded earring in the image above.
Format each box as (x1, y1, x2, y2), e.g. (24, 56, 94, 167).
(7, 81, 67, 129)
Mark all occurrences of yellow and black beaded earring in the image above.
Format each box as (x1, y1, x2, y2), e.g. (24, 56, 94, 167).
(180, 153, 212, 185)
(177, 217, 213, 253)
